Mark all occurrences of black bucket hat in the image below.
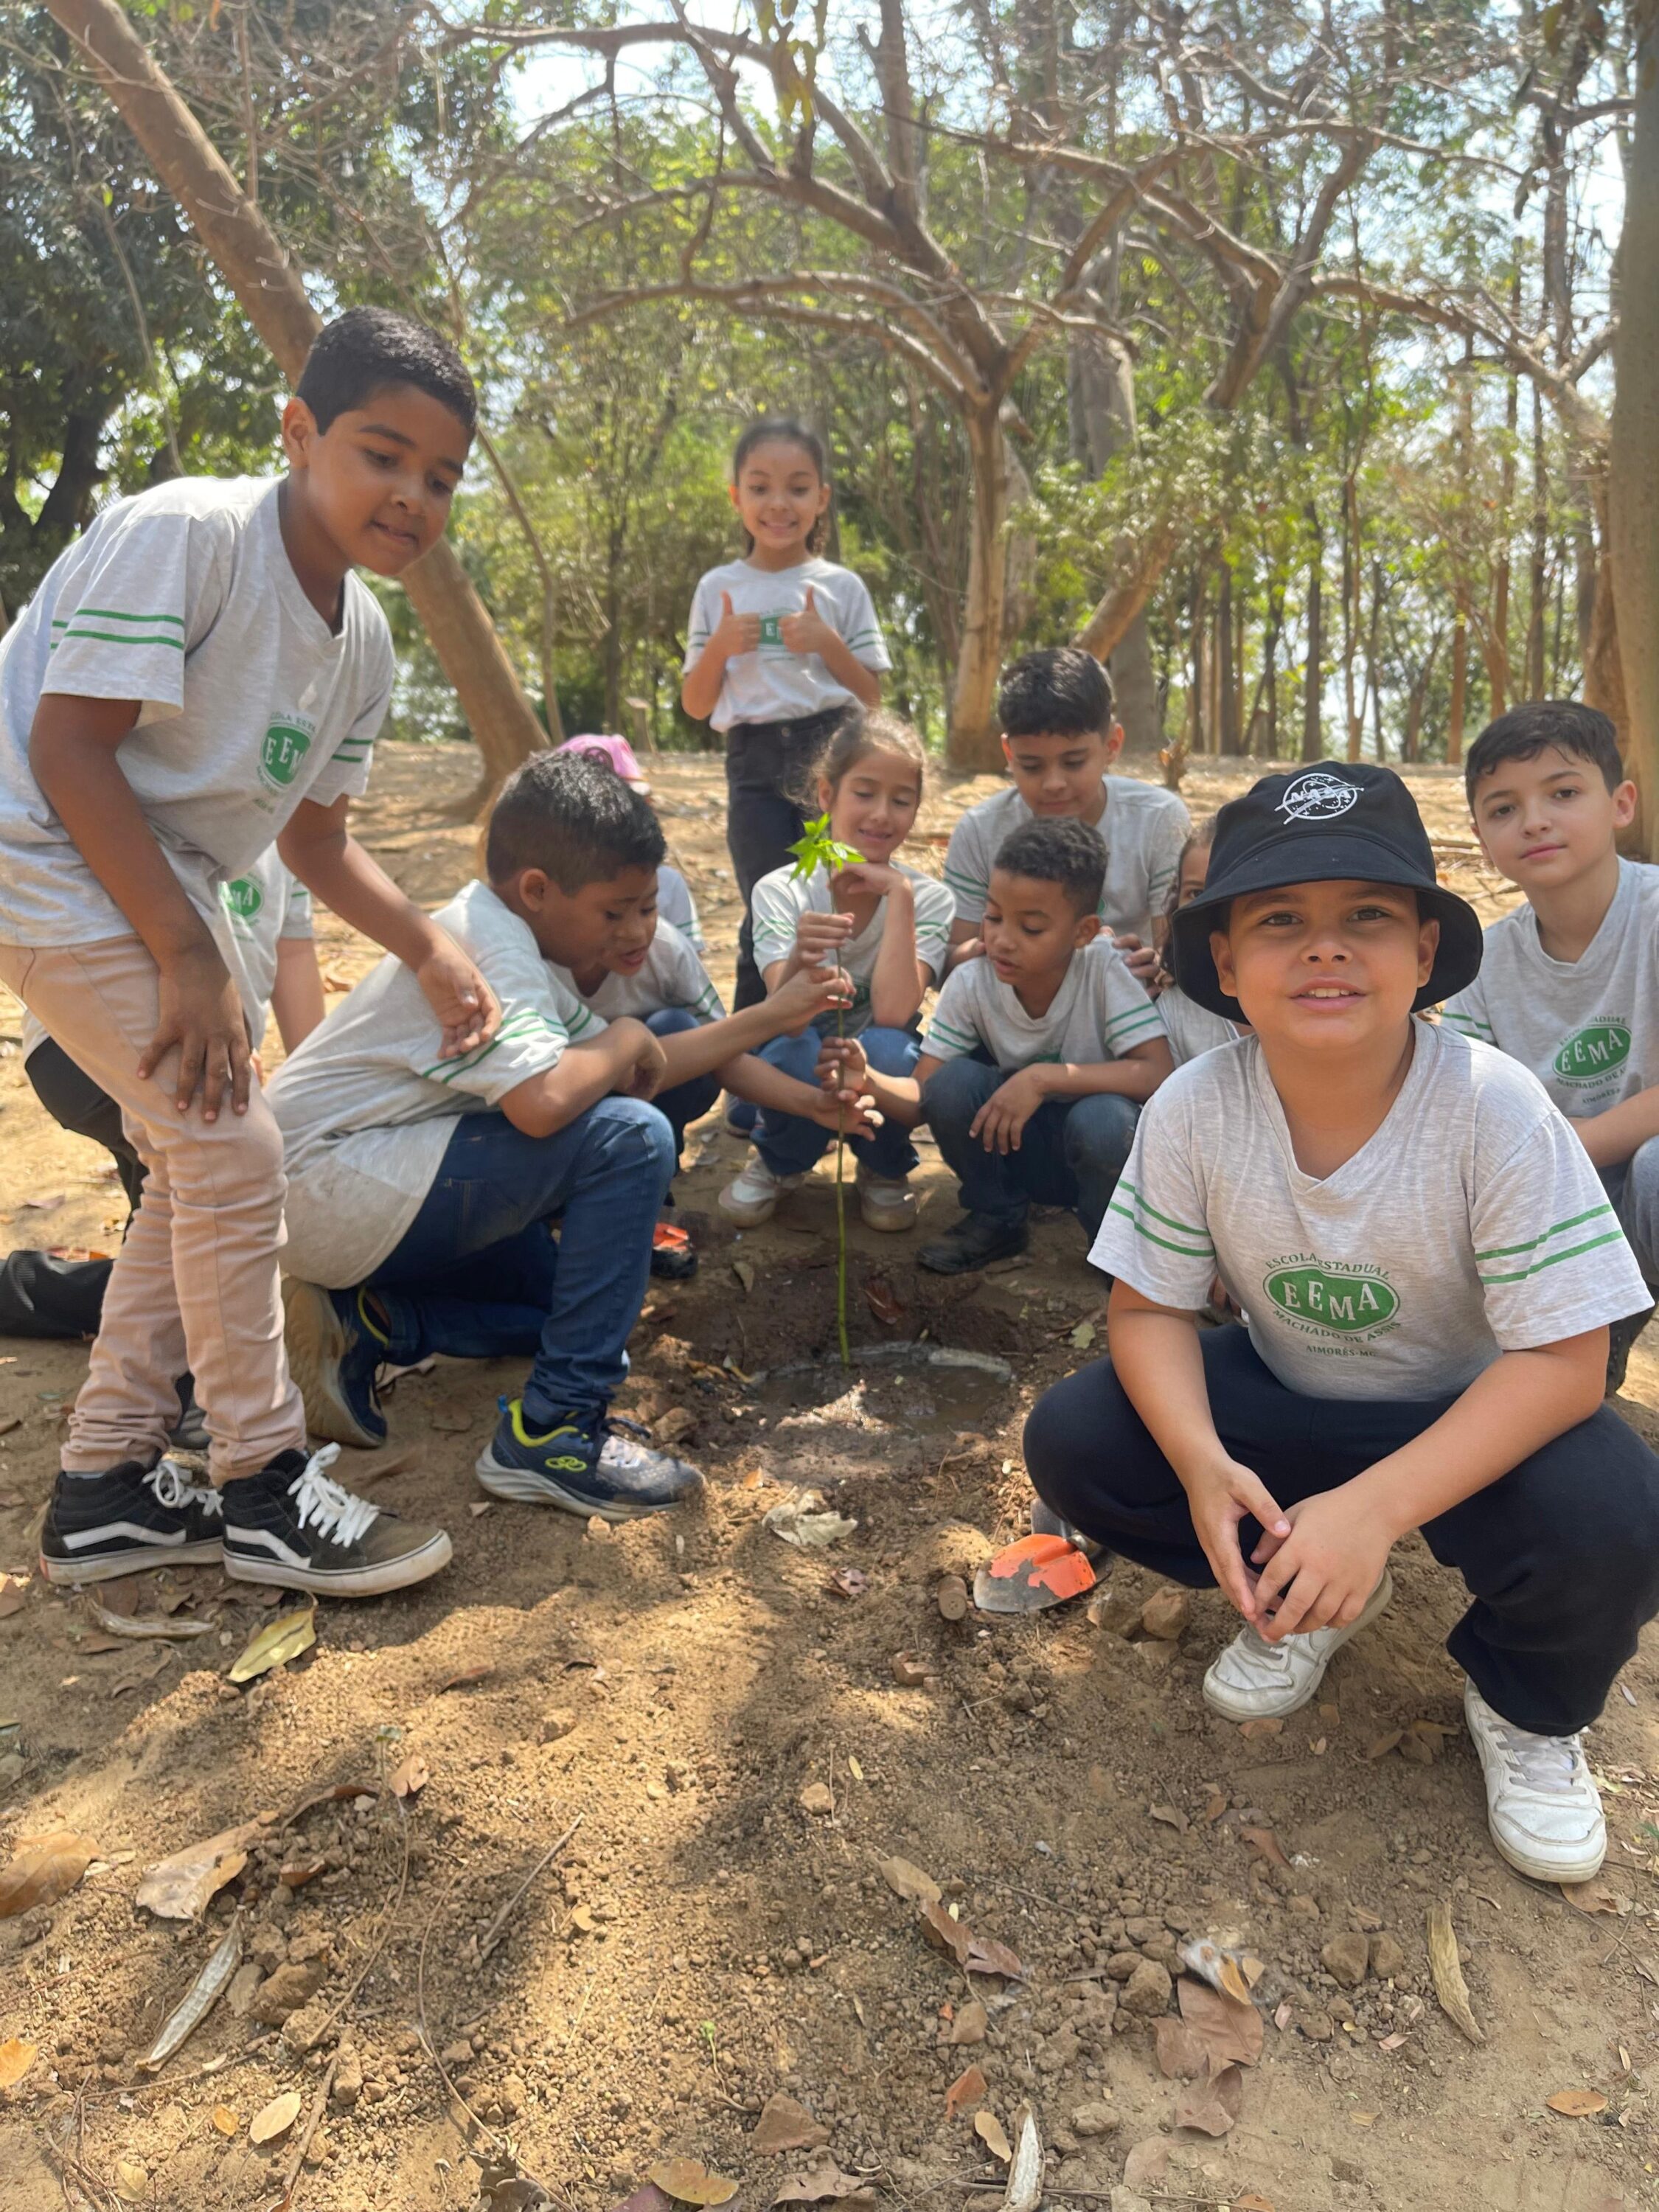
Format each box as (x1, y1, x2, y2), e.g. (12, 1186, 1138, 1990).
(1170, 762, 1484, 1021)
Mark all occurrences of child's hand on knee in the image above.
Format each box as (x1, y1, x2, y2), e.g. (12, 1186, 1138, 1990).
(1181, 1453, 1291, 1624)
(773, 962, 854, 1032)
(970, 1068, 1050, 1153)
(1251, 1488, 1394, 1642)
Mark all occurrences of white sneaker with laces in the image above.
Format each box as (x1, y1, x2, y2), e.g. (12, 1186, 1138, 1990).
(718, 1152, 803, 1227)
(1464, 1677, 1606, 1882)
(857, 1162, 917, 1232)
(1203, 1568, 1394, 1721)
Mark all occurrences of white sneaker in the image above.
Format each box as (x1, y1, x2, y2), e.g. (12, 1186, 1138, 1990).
(857, 1162, 918, 1233)
(1203, 1568, 1394, 1721)
(718, 1152, 803, 1227)
(1464, 1678, 1606, 1882)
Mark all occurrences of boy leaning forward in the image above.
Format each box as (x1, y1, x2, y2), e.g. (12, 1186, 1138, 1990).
(1025, 763, 1659, 1882)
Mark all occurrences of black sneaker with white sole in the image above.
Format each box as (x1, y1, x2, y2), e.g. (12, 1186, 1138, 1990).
(220, 1443, 452, 1598)
(40, 1458, 225, 1585)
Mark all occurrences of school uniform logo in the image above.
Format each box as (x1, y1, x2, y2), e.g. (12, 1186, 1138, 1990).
(757, 612, 787, 647)
(260, 719, 313, 791)
(1264, 1256, 1399, 1338)
(1276, 770, 1361, 824)
(221, 877, 263, 922)
(1554, 1018, 1632, 1086)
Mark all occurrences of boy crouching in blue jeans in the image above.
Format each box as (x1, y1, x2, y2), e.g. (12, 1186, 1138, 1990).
(1026, 763, 1659, 1882)
(821, 818, 1173, 1273)
(268, 751, 784, 1520)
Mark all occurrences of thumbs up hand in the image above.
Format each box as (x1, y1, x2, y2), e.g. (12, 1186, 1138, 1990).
(712, 588, 762, 657)
(781, 583, 835, 658)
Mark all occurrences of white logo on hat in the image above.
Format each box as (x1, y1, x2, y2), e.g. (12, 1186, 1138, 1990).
(1277, 770, 1361, 824)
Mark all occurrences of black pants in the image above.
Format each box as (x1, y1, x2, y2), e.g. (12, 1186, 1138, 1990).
(1023, 1326, 1659, 1736)
(726, 709, 846, 1009)
(0, 1039, 143, 1338)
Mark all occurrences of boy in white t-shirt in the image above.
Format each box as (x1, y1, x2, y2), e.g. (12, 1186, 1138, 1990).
(1026, 763, 1659, 1883)
(943, 647, 1189, 981)
(823, 820, 1172, 1272)
(0, 307, 498, 1599)
(1441, 704, 1659, 1388)
(271, 754, 859, 1520)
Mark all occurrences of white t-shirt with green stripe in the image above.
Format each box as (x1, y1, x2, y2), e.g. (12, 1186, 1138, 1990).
(552, 919, 724, 1026)
(750, 858, 953, 1036)
(0, 476, 391, 947)
(1442, 859, 1659, 1121)
(942, 774, 1190, 946)
(1090, 1022, 1646, 1399)
(922, 939, 1165, 1070)
(268, 880, 605, 1287)
(682, 556, 889, 731)
(1155, 983, 1243, 1067)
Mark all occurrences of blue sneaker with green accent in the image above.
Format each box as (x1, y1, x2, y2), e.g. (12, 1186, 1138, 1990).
(475, 1398, 703, 1520)
(282, 1279, 389, 1449)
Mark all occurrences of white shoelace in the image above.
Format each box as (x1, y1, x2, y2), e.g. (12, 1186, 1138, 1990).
(287, 1444, 379, 1550)
(1488, 1716, 1584, 1795)
(148, 1458, 223, 1520)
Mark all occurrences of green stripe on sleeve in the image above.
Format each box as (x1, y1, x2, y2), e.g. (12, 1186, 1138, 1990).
(1479, 1227, 1630, 1284)
(1118, 1175, 1208, 1242)
(1474, 1202, 1615, 1263)
(55, 627, 185, 651)
(1105, 1197, 1215, 1260)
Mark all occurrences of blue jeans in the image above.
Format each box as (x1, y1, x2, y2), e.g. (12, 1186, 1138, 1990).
(924, 1055, 1138, 1239)
(754, 1023, 920, 1180)
(365, 1099, 675, 1425)
(646, 1006, 720, 1166)
(1602, 1138, 1659, 1290)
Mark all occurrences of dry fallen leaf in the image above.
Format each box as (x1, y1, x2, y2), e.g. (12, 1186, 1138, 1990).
(439, 1664, 493, 1693)
(945, 2063, 987, 2118)
(1238, 1717, 1283, 1740)
(1069, 1319, 1097, 1350)
(752, 2092, 831, 2154)
(1234, 2196, 1276, 2211)
(0, 1829, 99, 1918)
(965, 1933, 1026, 1980)
(0, 1574, 27, 1620)
(950, 2000, 989, 2046)
(1175, 2057, 1244, 2136)
(248, 2090, 302, 2144)
(1560, 1878, 1623, 1916)
(830, 1568, 869, 1600)
(1177, 1977, 1264, 2067)
(1239, 1824, 1291, 1870)
(974, 2109, 1013, 2163)
(920, 1901, 969, 1964)
(773, 2171, 874, 2207)
(1155, 2017, 1208, 2081)
(732, 1259, 756, 1295)
(389, 1754, 429, 1798)
(0, 2037, 35, 2088)
(647, 2159, 741, 2208)
(210, 2106, 240, 2137)
(880, 1855, 942, 1907)
(1427, 1899, 1484, 2045)
(1365, 1729, 1403, 1760)
(1149, 1803, 1188, 1834)
(846, 1754, 865, 1781)
(227, 1604, 315, 1685)
(136, 1819, 263, 1921)
(863, 1275, 903, 1326)
(114, 2160, 147, 2199)
(1545, 2088, 1609, 2118)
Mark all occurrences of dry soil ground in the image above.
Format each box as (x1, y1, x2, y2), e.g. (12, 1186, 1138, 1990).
(1, 746, 1658, 2212)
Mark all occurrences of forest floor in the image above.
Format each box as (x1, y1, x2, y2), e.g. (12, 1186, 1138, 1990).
(1, 743, 1657, 2212)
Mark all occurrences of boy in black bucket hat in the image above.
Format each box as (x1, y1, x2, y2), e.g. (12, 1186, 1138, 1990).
(1024, 762, 1659, 1882)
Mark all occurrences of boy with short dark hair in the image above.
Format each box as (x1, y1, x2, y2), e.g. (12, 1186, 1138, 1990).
(0, 304, 491, 1598)
(1442, 703, 1659, 1386)
(1026, 762, 1659, 1882)
(822, 818, 1172, 1274)
(942, 647, 1189, 977)
(271, 752, 858, 1520)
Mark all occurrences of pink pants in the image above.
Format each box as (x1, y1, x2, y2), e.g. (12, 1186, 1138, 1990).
(0, 935, 305, 1485)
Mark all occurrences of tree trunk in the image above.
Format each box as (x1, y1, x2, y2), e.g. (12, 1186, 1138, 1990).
(948, 404, 1013, 771)
(1302, 509, 1324, 762)
(1188, 569, 1208, 756)
(1217, 560, 1242, 754)
(1486, 357, 1518, 721)
(1526, 383, 1548, 701)
(1610, 1, 1659, 849)
(1067, 322, 1160, 748)
(1340, 475, 1363, 761)
(1448, 596, 1470, 766)
(45, 0, 546, 801)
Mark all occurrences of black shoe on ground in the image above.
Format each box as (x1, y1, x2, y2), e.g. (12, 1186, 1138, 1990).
(917, 1211, 1029, 1276)
(220, 1444, 451, 1597)
(1606, 1295, 1659, 1396)
(650, 1221, 699, 1281)
(40, 1458, 224, 1585)
(476, 1398, 703, 1520)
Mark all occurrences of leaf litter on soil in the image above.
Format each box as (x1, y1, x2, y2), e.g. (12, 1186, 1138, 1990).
(647, 2158, 740, 2207)
(0, 1829, 98, 1917)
